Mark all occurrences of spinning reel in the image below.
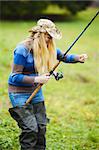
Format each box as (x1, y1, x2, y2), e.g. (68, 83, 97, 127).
(52, 72, 63, 81)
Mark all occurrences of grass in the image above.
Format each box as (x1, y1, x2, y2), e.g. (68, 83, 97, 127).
(0, 8, 99, 150)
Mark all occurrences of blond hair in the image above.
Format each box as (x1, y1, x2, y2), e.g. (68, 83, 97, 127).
(20, 32, 58, 74)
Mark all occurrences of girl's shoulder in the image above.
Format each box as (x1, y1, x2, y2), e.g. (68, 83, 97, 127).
(14, 44, 29, 57)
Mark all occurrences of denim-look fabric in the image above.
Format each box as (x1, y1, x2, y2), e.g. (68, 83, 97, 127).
(9, 92, 44, 107)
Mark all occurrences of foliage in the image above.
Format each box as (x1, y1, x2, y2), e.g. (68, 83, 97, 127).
(0, 112, 19, 150)
(0, 1, 49, 20)
(51, 1, 93, 15)
(0, 8, 99, 150)
(0, 1, 93, 20)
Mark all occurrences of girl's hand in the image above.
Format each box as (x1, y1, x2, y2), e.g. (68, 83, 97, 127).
(77, 54, 88, 63)
(34, 73, 50, 84)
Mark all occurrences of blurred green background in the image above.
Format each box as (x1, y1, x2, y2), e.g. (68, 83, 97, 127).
(0, 1, 99, 150)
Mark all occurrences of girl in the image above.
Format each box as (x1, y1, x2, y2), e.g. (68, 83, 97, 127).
(8, 19, 87, 150)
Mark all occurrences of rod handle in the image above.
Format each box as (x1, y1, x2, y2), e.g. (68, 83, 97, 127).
(25, 83, 43, 105)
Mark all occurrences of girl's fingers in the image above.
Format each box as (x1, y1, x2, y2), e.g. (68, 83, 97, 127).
(79, 54, 88, 62)
(82, 54, 88, 59)
(46, 73, 50, 76)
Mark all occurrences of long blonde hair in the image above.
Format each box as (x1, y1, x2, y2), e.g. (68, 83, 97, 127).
(20, 32, 58, 74)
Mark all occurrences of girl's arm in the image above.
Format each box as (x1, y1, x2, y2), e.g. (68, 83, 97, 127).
(57, 48, 88, 63)
(11, 47, 50, 85)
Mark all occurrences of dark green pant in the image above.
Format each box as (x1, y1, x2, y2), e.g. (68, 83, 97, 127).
(9, 102, 49, 150)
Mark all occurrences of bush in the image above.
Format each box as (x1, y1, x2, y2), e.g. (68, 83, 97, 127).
(0, 1, 93, 20)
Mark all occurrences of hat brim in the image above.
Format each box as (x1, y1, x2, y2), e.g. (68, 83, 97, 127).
(29, 25, 62, 40)
(46, 28, 62, 40)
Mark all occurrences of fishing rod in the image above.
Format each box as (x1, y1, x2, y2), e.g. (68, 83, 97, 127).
(25, 11, 99, 105)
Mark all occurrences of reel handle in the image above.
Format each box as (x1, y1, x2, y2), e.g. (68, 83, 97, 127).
(53, 72, 63, 81)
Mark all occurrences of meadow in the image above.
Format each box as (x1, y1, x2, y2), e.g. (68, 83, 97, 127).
(0, 8, 99, 150)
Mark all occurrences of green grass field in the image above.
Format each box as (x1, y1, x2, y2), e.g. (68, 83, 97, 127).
(0, 8, 99, 150)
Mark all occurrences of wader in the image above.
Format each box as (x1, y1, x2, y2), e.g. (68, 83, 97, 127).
(9, 102, 49, 150)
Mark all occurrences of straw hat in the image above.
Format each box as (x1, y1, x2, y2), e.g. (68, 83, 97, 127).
(29, 19, 62, 40)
